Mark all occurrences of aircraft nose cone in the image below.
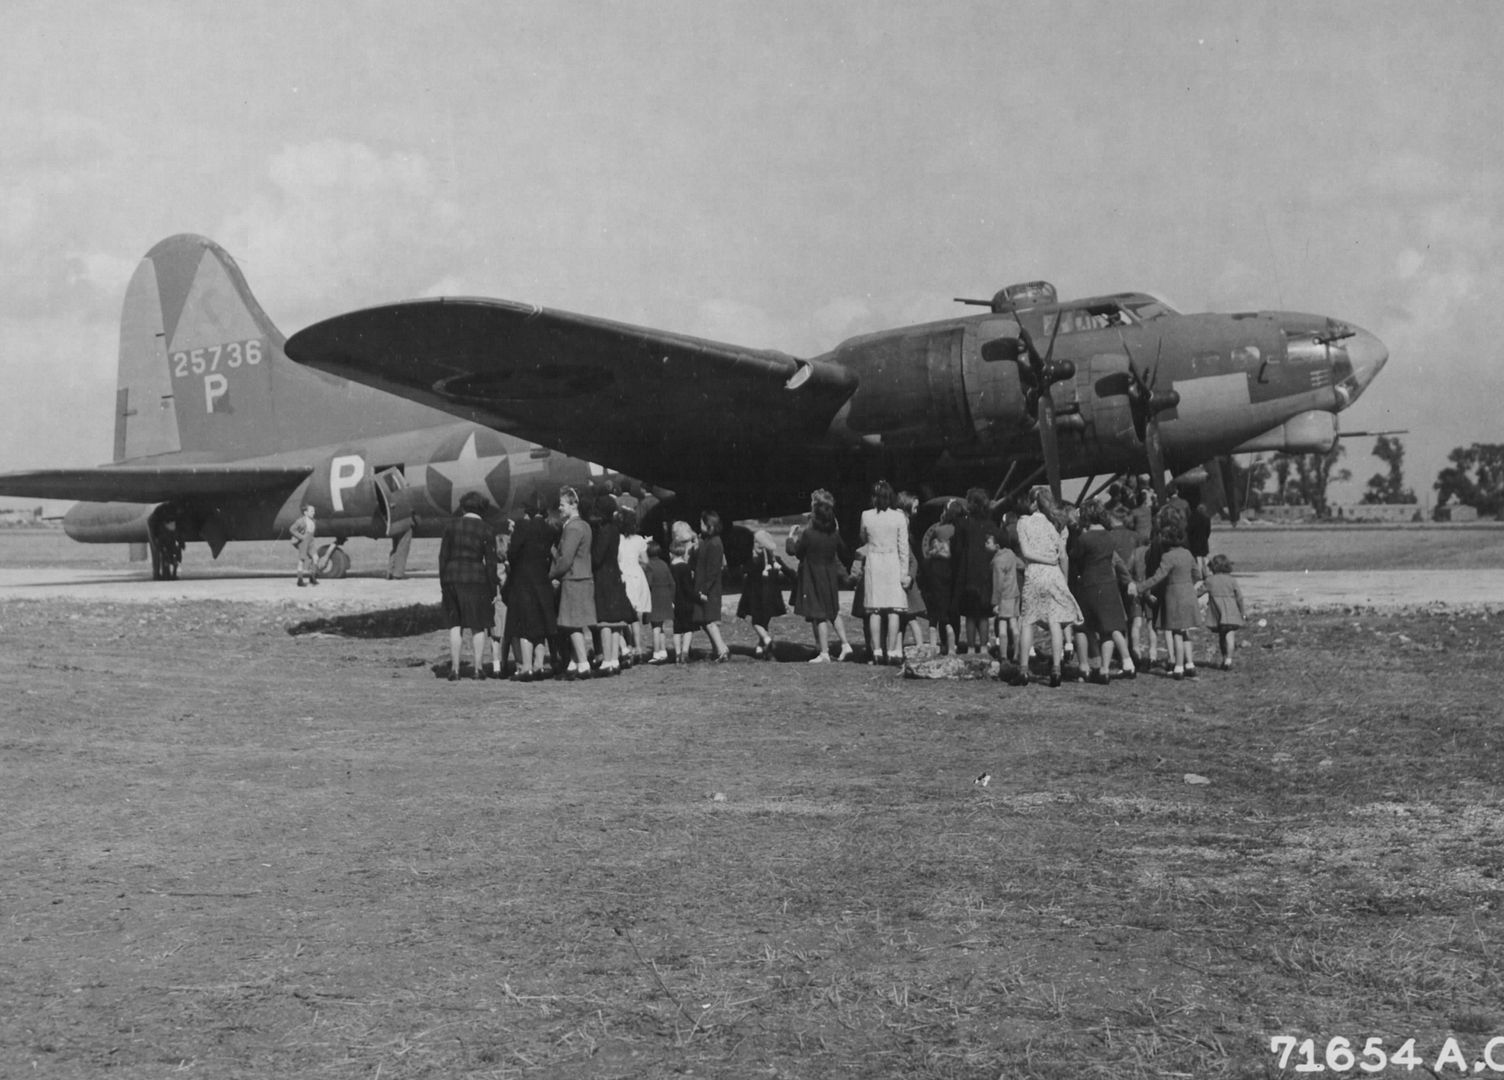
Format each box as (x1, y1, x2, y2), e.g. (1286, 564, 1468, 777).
(1336, 325, 1388, 408)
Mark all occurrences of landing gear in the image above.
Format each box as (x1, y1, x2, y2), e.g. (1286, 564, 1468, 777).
(147, 509, 184, 581)
(316, 539, 351, 579)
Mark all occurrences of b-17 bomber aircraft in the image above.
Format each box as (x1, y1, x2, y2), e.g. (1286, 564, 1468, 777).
(284, 271, 1388, 529)
(0, 235, 640, 578)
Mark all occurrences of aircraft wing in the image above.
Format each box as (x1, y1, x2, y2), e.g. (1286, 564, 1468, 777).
(0, 464, 313, 504)
(284, 299, 859, 482)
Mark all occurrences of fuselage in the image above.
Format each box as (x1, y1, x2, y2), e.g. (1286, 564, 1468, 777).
(817, 293, 1383, 496)
(61, 420, 631, 548)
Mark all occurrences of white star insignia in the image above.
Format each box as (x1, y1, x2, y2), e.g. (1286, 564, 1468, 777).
(426, 433, 509, 512)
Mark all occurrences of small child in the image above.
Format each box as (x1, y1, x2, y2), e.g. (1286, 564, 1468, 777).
(669, 522, 697, 663)
(644, 539, 675, 664)
(847, 546, 872, 661)
(1129, 541, 1157, 669)
(1134, 521, 1199, 680)
(902, 548, 928, 649)
(1202, 553, 1246, 670)
(988, 532, 1021, 664)
(735, 530, 788, 660)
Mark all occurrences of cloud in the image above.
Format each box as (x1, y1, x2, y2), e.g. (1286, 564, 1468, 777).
(217, 140, 466, 328)
(0, 315, 117, 470)
(811, 297, 875, 344)
(689, 299, 784, 348)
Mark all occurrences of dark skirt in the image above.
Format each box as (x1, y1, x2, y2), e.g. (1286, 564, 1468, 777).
(736, 574, 788, 628)
(956, 584, 993, 620)
(442, 582, 495, 634)
(794, 561, 842, 623)
(648, 580, 674, 624)
(923, 558, 956, 627)
(594, 563, 637, 626)
(505, 568, 557, 641)
(1077, 580, 1128, 635)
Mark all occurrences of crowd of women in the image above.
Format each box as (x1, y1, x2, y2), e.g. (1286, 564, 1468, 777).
(435, 475, 1246, 687)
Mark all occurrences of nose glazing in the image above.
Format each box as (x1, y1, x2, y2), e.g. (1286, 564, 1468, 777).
(1334, 326, 1387, 409)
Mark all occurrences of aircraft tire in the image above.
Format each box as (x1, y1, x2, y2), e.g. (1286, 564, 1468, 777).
(324, 547, 351, 579)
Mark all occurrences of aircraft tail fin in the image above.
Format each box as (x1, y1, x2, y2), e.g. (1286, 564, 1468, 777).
(113, 234, 441, 463)
(114, 234, 294, 462)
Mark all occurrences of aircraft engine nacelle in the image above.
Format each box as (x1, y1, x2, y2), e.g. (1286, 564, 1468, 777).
(1231, 410, 1338, 455)
(62, 500, 159, 543)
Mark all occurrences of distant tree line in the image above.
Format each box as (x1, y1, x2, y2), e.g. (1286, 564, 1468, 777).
(1434, 443, 1504, 518)
(1217, 436, 1426, 519)
(1224, 436, 1504, 520)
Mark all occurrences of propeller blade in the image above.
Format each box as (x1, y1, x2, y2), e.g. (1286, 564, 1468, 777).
(1218, 455, 1240, 524)
(1143, 416, 1168, 501)
(1122, 331, 1177, 500)
(1038, 392, 1062, 501)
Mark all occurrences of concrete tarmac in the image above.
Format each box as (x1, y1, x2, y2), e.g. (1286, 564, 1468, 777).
(1, 566, 1502, 612)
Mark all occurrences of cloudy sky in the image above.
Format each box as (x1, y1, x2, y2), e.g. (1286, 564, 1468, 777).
(2, 0, 1499, 510)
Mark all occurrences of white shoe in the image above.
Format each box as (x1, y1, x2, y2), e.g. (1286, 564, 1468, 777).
(808, 654, 830, 664)
(837, 644, 854, 662)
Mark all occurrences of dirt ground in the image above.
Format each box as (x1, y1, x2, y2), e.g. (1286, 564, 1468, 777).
(3, 527, 1502, 1078)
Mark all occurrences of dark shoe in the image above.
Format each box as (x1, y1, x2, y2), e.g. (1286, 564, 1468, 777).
(474, 670, 487, 681)
(447, 672, 460, 682)
(309, 577, 319, 586)
(1120, 667, 1137, 680)
(1090, 670, 1110, 686)
(753, 644, 765, 660)
(1048, 669, 1062, 688)
(1184, 665, 1198, 679)
(715, 652, 731, 664)
(1007, 670, 1030, 687)
(296, 579, 306, 587)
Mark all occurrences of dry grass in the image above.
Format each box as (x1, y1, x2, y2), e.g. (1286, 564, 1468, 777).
(2, 545, 1503, 1076)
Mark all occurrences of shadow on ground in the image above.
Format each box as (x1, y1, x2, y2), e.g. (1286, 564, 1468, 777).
(285, 602, 448, 638)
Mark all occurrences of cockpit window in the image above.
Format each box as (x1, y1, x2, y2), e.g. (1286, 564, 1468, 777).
(1120, 295, 1179, 321)
(1027, 294, 1182, 337)
(1041, 302, 1131, 336)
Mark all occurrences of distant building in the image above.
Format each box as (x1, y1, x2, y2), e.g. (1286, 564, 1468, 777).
(0, 506, 47, 527)
(1329, 502, 1425, 523)
(1434, 503, 1481, 523)
(1248, 504, 1316, 523)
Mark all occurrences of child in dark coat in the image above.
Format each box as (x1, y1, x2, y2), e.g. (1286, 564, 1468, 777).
(645, 539, 675, 664)
(1203, 554, 1246, 670)
(736, 530, 789, 660)
(669, 522, 697, 663)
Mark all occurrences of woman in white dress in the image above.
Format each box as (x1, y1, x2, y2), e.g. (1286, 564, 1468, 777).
(1012, 485, 1083, 688)
(615, 505, 652, 664)
(858, 479, 912, 665)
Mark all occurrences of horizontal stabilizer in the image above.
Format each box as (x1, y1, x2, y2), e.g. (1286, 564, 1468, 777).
(0, 464, 312, 504)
